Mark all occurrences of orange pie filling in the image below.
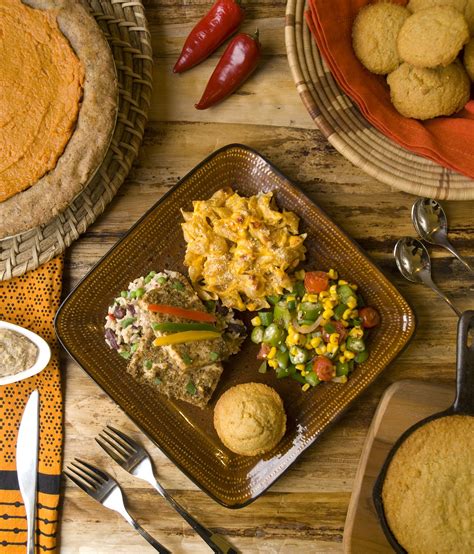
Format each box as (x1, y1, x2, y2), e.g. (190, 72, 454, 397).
(0, 0, 84, 203)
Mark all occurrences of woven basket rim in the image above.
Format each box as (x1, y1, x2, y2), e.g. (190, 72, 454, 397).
(285, 0, 474, 201)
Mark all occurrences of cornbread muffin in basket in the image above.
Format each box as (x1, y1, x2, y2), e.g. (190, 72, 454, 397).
(382, 415, 474, 554)
(407, 0, 468, 13)
(397, 6, 469, 68)
(352, 2, 410, 74)
(214, 383, 286, 456)
(464, 37, 474, 80)
(387, 61, 470, 119)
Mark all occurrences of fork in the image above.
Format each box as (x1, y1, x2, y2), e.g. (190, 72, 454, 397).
(64, 459, 171, 553)
(96, 426, 238, 554)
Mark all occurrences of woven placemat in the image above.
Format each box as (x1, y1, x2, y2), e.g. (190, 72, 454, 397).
(285, 0, 474, 201)
(0, 0, 153, 281)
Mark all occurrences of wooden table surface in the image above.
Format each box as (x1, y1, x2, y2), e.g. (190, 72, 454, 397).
(60, 1, 474, 552)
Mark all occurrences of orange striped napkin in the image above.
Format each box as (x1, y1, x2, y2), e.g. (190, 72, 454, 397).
(0, 257, 63, 553)
(306, 0, 474, 180)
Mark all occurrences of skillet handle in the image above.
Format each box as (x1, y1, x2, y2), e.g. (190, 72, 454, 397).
(453, 310, 474, 414)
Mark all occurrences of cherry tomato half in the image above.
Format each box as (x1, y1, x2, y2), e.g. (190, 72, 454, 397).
(359, 307, 380, 328)
(304, 271, 329, 293)
(312, 356, 335, 381)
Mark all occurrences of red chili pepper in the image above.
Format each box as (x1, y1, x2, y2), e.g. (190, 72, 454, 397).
(174, 0, 245, 74)
(195, 30, 261, 110)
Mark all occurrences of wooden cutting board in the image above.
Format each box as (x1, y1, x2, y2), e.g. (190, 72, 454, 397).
(343, 379, 455, 553)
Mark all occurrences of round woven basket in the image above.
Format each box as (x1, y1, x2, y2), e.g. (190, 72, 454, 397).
(0, 0, 153, 281)
(285, 0, 474, 201)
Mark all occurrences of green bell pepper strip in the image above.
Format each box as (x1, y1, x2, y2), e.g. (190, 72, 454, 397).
(336, 361, 350, 376)
(275, 350, 289, 370)
(300, 302, 323, 321)
(333, 303, 347, 321)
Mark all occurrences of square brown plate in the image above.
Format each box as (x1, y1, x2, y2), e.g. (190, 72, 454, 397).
(55, 144, 415, 508)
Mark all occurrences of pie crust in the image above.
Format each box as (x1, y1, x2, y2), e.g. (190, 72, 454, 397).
(0, 0, 118, 239)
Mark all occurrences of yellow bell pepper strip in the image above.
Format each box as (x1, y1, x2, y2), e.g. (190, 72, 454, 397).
(148, 304, 216, 322)
(153, 330, 221, 347)
(151, 322, 217, 333)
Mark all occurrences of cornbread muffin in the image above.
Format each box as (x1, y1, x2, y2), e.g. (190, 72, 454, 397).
(407, 0, 467, 13)
(397, 6, 469, 68)
(465, 0, 474, 34)
(464, 38, 474, 79)
(387, 62, 470, 119)
(382, 415, 474, 554)
(214, 383, 286, 456)
(352, 2, 411, 74)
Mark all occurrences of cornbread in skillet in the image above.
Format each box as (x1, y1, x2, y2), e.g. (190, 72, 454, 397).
(352, 2, 410, 75)
(397, 7, 469, 68)
(382, 415, 474, 554)
(387, 62, 470, 119)
(0, 0, 117, 239)
(214, 383, 286, 456)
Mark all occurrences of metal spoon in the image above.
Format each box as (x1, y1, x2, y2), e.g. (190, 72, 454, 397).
(394, 237, 461, 317)
(412, 198, 473, 273)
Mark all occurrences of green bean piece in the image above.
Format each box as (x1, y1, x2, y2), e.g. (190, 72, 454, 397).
(300, 302, 323, 321)
(289, 346, 309, 365)
(186, 381, 197, 395)
(251, 326, 265, 344)
(355, 350, 369, 364)
(267, 295, 281, 305)
(336, 361, 350, 376)
(119, 350, 131, 359)
(333, 303, 347, 321)
(209, 351, 219, 362)
(259, 311, 274, 326)
(273, 303, 292, 327)
(143, 360, 153, 370)
(121, 317, 136, 328)
(135, 287, 145, 298)
(157, 276, 167, 285)
(263, 323, 285, 346)
(120, 291, 129, 298)
(346, 337, 366, 353)
(275, 350, 289, 370)
(293, 280, 306, 298)
(305, 372, 320, 386)
(337, 285, 355, 304)
(258, 361, 268, 374)
(144, 271, 156, 284)
(172, 281, 185, 291)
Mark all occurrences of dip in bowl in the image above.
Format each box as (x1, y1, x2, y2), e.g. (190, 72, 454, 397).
(0, 321, 51, 385)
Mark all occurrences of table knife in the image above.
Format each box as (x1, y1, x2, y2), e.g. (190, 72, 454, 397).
(16, 390, 40, 554)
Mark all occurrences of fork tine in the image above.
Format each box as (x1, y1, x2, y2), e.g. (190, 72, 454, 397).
(64, 469, 92, 493)
(64, 466, 97, 491)
(96, 435, 127, 465)
(101, 428, 134, 458)
(106, 425, 138, 453)
(72, 458, 110, 484)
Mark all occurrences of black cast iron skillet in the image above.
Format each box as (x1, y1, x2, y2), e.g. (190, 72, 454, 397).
(373, 310, 474, 553)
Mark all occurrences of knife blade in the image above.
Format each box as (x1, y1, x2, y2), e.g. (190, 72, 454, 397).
(16, 389, 40, 554)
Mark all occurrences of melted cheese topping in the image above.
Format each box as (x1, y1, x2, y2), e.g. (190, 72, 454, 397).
(181, 188, 307, 311)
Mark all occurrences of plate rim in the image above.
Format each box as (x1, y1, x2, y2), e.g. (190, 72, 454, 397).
(55, 143, 416, 508)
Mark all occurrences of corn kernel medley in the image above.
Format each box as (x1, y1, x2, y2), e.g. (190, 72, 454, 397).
(251, 269, 378, 390)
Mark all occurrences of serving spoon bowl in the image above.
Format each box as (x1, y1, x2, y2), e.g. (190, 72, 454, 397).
(0, 321, 51, 385)
(394, 237, 461, 317)
(412, 198, 474, 273)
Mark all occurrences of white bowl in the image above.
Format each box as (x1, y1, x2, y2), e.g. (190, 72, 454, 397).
(0, 321, 51, 385)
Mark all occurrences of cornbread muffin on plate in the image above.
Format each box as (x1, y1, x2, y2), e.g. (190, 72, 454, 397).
(352, 2, 410, 74)
(382, 415, 474, 554)
(387, 61, 470, 119)
(214, 383, 286, 456)
(464, 38, 474, 79)
(397, 6, 469, 67)
(465, 0, 474, 35)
